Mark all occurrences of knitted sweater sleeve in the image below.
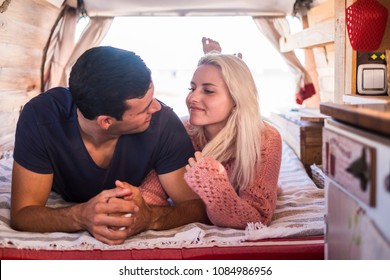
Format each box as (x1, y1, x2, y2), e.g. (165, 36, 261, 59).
(184, 124, 282, 228)
(139, 170, 170, 206)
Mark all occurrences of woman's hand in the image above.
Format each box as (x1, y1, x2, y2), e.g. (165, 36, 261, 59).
(185, 151, 204, 171)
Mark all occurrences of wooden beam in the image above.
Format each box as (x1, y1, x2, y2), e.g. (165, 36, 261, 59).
(279, 20, 335, 53)
(45, 0, 65, 9)
(334, 0, 348, 103)
(307, 0, 335, 27)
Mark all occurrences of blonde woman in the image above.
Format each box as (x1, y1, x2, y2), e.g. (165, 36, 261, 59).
(138, 40, 282, 229)
(181, 52, 282, 229)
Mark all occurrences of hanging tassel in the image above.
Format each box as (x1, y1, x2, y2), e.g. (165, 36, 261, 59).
(296, 83, 315, 105)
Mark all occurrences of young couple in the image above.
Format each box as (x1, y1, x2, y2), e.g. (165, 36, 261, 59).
(11, 37, 281, 245)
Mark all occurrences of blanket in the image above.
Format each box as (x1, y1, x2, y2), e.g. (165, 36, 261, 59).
(0, 142, 324, 251)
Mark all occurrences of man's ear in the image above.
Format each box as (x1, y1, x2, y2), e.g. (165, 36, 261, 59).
(96, 115, 113, 130)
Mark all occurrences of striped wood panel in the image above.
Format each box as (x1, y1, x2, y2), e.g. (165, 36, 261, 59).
(0, 0, 62, 153)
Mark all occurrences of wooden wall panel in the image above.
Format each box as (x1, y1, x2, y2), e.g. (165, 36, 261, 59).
(0, 67, 41, 92)
(0, 13, 52, 48)
(6, 0, 60, 28)
(0, 0, 62, 154)
(378, 0, 390, 51)
(313, 43, 335, 103)
(0, 90, 37, 111)
(0, 43, 42, 68)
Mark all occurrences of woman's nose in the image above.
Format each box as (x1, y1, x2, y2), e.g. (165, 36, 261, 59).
(187, 90, 200, 102)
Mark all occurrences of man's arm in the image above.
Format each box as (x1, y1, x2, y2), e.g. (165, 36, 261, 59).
(11, 161, 136, 245)
(117, 167, 210, 236)
(152, 167, 210, 229)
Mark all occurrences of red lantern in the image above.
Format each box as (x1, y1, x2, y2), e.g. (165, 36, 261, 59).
(346, 0, 388, 52)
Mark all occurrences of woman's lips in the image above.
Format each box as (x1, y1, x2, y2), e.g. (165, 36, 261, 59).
(189, 106, 204, 112)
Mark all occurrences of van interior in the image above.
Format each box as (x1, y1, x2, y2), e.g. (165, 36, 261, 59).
(0, 0, 389, 260)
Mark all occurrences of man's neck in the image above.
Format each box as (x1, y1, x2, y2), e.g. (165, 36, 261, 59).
(77, 109, 118, 168)
(77, 109, 116, 145)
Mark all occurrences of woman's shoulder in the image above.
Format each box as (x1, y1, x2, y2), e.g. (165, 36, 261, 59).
(258, 121, 282, 163)
(262, 121, 282, 142)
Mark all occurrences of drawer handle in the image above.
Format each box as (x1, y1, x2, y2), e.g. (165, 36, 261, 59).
(385, 171, 390, 193)
(346, 148, 370, 192)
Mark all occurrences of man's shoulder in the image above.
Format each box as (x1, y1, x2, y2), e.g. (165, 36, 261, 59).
(151, 101, 180, 125)
(145, 101, 189, 141)
(23, 87, 75, 122)
(28, 87, 71, 105)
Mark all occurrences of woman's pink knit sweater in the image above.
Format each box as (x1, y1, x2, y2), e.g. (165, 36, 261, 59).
(140, 122, 282, 229)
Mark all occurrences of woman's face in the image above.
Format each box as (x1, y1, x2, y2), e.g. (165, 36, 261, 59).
(186, 64, 235, 138)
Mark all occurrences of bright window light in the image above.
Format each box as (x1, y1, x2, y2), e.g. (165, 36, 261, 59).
(77, 16, 303, 117)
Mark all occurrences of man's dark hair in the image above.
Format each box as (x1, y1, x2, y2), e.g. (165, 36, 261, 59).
(69, 46, 152, 120)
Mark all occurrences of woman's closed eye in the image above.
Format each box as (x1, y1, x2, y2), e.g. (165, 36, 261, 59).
(188, 84, 214, 94)
(203, 88, 214, 94)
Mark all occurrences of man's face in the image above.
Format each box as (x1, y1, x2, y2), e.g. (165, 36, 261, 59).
(111, 83, 161, 135)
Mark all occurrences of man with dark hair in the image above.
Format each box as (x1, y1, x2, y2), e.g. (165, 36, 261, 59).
(10, 46, 208, 245)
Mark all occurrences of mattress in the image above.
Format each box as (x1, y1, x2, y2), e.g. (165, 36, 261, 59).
(0, 142, 325, 260)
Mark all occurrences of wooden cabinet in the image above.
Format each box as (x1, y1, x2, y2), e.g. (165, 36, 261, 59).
(270, 108, 325, 176)
(335, 0, 390, 104)
(326, 180, 390, 259)
(321, 103, 390, 259)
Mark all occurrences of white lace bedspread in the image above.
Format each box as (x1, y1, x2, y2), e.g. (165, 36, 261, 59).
(0, 142, 324, 251)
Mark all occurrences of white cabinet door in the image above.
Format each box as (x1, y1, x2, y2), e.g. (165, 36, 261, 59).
(326, 180, 390, 259)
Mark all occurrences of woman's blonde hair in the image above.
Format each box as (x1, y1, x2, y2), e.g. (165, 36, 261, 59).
(188, 53, 265, 190)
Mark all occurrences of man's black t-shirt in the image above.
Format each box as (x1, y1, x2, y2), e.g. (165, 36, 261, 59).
(14, 87, 194, 202)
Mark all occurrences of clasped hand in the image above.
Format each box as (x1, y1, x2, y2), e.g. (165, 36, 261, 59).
(82, 180, 151, 245)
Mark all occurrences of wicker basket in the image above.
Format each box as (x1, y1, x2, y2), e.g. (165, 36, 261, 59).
(310, 164, 325, 189)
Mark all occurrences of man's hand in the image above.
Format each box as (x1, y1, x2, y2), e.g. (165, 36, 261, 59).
(114, 180, 153, 236)
(10, 162, 139, 245)
(114, 169, 211, 237)
(77, 186, 137, 245)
